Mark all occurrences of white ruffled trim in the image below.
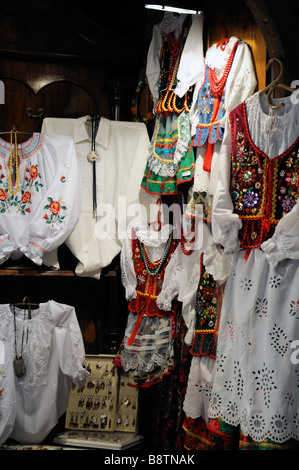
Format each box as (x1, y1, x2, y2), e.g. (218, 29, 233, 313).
(0, 234, 14, 264)
(147, 112, 191, 177)
(214, 223, 240, 255)
(20, 239, 46, 266)
(261, 237, 290, 268)
(132, 218, 173, 247)
(204, 244, 233, 284)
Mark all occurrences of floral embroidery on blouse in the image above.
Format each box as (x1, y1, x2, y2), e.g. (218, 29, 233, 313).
(43, 197, 67, 225)
(24, 164, 43, 192)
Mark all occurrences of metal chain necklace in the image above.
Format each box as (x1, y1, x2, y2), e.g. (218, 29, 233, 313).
(13, 307, 28, 378)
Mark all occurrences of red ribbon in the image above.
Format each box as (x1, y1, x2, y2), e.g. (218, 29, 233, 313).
(127, 308, 145, 347)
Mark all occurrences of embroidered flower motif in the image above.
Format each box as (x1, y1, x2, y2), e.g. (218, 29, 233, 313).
(282, 194, 295, 212)
(252, 362, 277, 408)
(243, 190, 258, 208)
(269, 275, 281, 288)
(25, 164, 43, 192)
(255, 298, 268, 317)
(0, 188, 7, 201)
(21, 191, 31, 204)
(43, 197, 67, 225)
(60, 176, 66, 183)
(236, 145, 248, 162)
(249, 414, 266, 439)
(290, 300, 299, 318)
(270, 414, 288, 436)
(269, 323, 290, 356)
(240, 277, 252, 291)
(30, 165, 38, 179)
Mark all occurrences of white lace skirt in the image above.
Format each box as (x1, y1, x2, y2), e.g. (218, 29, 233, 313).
(208, 248, 299, 443)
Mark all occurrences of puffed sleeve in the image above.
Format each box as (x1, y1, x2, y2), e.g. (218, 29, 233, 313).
(222, 41, 257, 119)
(174, 13, 205, 98)
(211, 120, 242, 253)
(261, 200, 299, 266)
(156, 244, 183, 311)
(21, 134, 81, 265)
(52, 301, 89, 389)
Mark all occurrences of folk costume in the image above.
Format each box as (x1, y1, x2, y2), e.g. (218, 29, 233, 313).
(182, 38, 257, 448)
(207, 92, 299, 447)
(113, 220, 183, 388)
(141, 12, 204, 195)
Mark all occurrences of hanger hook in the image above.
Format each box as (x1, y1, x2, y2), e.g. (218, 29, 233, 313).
(266, 57, 284, 87)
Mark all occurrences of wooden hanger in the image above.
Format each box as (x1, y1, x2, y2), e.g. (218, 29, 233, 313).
(0, 125, 32, 135)
(259, 58, 296, 109)
(10, 296, 39, 320)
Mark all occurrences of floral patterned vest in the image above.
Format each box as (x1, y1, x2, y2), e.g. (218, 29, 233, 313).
(192, 64, 226, 147)
(129, 231, 178, 318)
(230, 102, 299, 249)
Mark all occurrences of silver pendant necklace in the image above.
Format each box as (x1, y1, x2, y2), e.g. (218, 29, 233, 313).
(13, 307, 27, 378)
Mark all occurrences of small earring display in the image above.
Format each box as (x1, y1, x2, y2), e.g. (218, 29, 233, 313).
(65, 354, 139, 433)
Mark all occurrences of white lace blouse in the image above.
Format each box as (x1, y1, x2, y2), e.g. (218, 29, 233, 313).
(0, 133, 80, 267)
(0, 301, 88, 444)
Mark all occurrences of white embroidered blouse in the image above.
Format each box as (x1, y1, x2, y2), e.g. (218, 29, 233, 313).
(0, 133, 80, 267)
(0, 301, 88, 444)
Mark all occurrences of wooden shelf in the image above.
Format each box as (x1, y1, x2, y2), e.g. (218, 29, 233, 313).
(0, 268, 76, 277)
(0, 268, 117, 277)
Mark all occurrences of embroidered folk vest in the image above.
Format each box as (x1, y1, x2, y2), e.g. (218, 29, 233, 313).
(230, 102, 299, 249)
(156, 16, 194, 115)
(192, 64, 226, 147)
(190, 253, 224, 359)
(129, 231, 178, 318)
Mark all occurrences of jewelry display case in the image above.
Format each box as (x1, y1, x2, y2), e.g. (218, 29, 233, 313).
(54, 354, 143, 450)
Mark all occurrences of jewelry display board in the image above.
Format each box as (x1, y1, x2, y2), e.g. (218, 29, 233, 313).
(65, 354, 139, 434)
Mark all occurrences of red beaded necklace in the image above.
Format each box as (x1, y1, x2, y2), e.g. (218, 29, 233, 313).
(209, 40, 239, 98)
(203, 40, 239, 172)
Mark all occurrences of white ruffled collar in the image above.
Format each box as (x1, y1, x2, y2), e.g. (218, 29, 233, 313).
(130, 218, 174, 247)
(205, 36, 239, 77)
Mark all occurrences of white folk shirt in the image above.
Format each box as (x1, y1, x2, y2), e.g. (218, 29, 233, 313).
(0, 301, 88, 444)
(42, 116, 158, 279)
(0, 133, 80, 267)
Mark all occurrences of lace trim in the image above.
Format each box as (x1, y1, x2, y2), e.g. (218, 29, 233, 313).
(11, 304, 51, 396)
(208, 404, 299, 444)
(120, 313, 172, 374)
(216, 223, 240, 254)
(157, 12, 187, 34)
(261, 237, 290, 267)
(204, 245, 233, 283)
(132, 219, 173, 247)
(147, 112, 191, 177)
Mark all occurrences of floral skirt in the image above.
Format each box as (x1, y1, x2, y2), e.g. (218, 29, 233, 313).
(141, 111, 194, 195)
